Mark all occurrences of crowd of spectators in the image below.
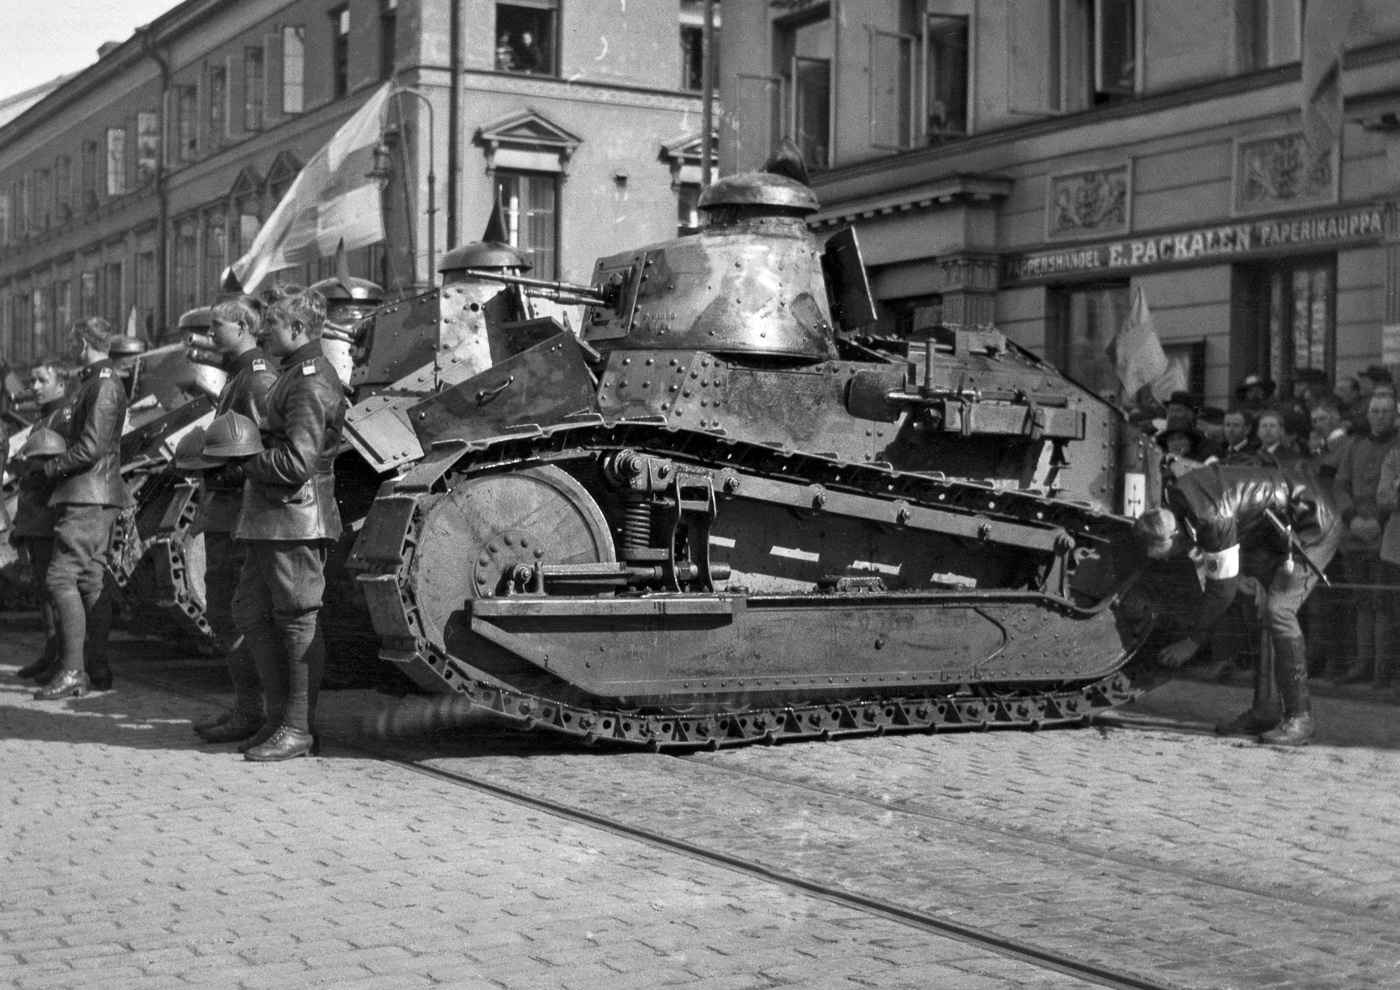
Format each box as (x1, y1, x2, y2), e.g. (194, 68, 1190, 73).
(1129, 365, 1400, 693)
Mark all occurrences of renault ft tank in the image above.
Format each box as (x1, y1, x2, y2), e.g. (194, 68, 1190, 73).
(347, 167, 1152, 748)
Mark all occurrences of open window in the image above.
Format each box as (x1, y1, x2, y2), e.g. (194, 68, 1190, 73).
(1009, 0, 1136, 115)
(777, 4, 834, 169)
(495, 1, 559, 76)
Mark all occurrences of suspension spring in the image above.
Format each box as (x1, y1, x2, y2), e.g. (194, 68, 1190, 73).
(620, 491, 652, 554)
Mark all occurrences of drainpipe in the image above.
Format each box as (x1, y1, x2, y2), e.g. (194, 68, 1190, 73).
(447, 0, 462, 249)
(138, 26, 170, 335)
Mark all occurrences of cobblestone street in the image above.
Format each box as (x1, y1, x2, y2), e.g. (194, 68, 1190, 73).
(3, 615, 1399, 990)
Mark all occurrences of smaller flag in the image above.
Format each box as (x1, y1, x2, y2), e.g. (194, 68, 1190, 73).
(1106, 287, 1182, 403)
(1300, 1, 1354, 161)
(125, 305, 140, 338)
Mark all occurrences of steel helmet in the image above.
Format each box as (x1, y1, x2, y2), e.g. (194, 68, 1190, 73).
(201, 411, 264, 459)
(173, 427, 220, 471)
(21, 427, 67, 459)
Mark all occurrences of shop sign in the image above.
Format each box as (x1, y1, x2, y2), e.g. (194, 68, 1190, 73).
(1002, 205, 1384, 283)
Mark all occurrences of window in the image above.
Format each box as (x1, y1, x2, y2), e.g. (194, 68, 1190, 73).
(81, 141, 99, 212)
(80, 270, 99, 318)
(105, 263, 124, 324)
(331, 7, 350, 98)
(495, 2, 559, 75)
(174, 219, 200, 313)
(677, 183, 701, 235)
(17, 174, 31, 237)
(54, 280, 72, 338)
(494, 171, 558, 279)
(204, 211, 228, 298)
(176, 86, 198, 161)
(12, 294, 31, 362)
(137, 112, 160, 186)
(869, 28, 915, 150)
(32, 288, 49, 352)
(55, 156, 73, 219)
(34, 169, 51, 231)
(925, 15, 968, 141)
(283, 26, 306, 113)
(1009, 0, 1135, 115)
(107, 128, 128, 196)
(245, 48, 265, 131)
(779, 6, 833, 169)
(679, 1, 718, 92)
(1048, 281, 1131, 398)
(209, 66, 227, 144)
(1271, 258, 1333, 386)
(381, 0, 399, 80)
(135, 252, 156, 337)
(0, 190, 9, 245)
(1234, 0, 1300, 72)
(870, 294, 943, 337)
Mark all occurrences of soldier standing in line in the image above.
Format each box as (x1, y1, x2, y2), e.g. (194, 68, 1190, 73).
(29, 318, 133, 700)
(186, 297, 279, 744)
(13, 361, 76, 684)
(220, 286, 347, 762)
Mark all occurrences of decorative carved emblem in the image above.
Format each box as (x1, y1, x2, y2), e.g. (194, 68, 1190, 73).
(1046, 165, 1130, 239)
(1234, 132, 1337, 214)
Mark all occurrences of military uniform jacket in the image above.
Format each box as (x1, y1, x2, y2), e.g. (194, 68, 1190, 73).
(234, 340, 346, 542)
(12, 399, 75, 537)
(1169, 464, 1338, 644)
(195, 348, 277, 534)
(45, 359, 133, 508)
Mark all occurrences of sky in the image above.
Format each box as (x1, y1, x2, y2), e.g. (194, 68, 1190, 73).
(2, 0, 180, 98)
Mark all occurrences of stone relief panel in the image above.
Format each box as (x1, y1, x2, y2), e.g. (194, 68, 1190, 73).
(1233, 131, 1338, 215)
(1046, 164, 1131, 240)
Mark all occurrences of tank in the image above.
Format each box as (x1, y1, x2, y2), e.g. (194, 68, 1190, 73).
(346, 165, 1154, 749)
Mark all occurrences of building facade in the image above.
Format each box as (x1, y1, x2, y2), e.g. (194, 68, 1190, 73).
(0, 0, 717, 364)
(720, 0, 1400, 408)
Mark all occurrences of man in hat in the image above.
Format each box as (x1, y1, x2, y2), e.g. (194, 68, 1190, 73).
(1135, 462, 1340, 746)
(1236, 374, 1276, 414)
(30, 318, 133, 699)
(1164, 391, 1199, 433)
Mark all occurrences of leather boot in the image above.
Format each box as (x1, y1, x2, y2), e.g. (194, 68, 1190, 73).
(1261, 636, 1314, 746)
(237, 720, 280, 753)
(34, 670, 91, 700)
(1374, 616, 1394, 690)
(192, 708, 238, 734)
(1216, 635, 1281, 735)
(243, 725, 318, 762)
(83, 594, 114, 692)
(1341, 610, 1377, 683)
(198, 708, 264, 744)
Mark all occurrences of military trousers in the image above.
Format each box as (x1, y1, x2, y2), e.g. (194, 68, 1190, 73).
(19, 536, 57, 654)
(1263, 525, 1342, 641)
(46, 504, 120, 675)
(204, 531, 262, 712)
(231, 540, 328, 733)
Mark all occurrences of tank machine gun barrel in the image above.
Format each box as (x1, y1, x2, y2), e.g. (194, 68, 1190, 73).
(458, 268, 618, 308)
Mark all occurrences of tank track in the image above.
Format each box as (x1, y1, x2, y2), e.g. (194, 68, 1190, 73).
(365, 420, 1143, 749)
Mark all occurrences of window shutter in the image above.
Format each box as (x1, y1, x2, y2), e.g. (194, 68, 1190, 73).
(127, 116, 138, 192)
(869, 29, 914, 150)
(265, 31, 284, 127)
(1007, 0, 1055, 115)
(227, 55, 246, 139)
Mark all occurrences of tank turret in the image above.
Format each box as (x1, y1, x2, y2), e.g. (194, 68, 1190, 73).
(312, 274, 385, 388)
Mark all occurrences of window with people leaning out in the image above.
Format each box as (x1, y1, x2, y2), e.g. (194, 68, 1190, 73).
(495, 2, 557, 75)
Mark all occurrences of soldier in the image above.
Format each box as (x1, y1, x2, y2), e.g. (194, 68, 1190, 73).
(187, 297, 279, 743)
(29, 319, 133, 699)
(1135, 463, 1341, 746)
(223, 287, 347, 761)
(12, 360, 75, 683)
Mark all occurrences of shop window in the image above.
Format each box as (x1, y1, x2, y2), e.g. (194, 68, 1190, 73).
(495, 171, 558, 279)
(495, 2, 558, 75)
(245, 48, 266, 131)
(283, 26, 306, 114)
(1232, 257, 1334, 394)
(1009, 0, 1135, 116)
(106, 127, 128, 196)
(778, 4, 833, 169)
(331, 7, 351, 98)
(176, 86, 198, 162)
(1049, 281, 1131, 398)
(1234, 0, 1300, 72)
(381, 0, 399, 80)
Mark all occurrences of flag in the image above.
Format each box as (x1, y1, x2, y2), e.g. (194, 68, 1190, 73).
(1301, 1, 1353, 161)
(227, 83, 392, 295)
(1106, 287, 1183, 403)
(125, 305, 139, 338)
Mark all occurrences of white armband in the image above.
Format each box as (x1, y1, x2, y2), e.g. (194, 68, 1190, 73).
(1200, 544, 1240, 580)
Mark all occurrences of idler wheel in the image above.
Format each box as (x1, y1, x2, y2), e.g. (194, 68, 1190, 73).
(412, 466, 616, 655)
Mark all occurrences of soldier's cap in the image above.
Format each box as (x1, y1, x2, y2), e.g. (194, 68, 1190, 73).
(202, 411, 264, 459)
(20, 426, 66, 458)
(173, 426, 220, 471)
